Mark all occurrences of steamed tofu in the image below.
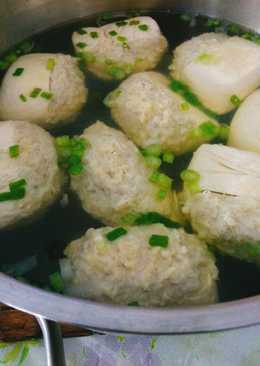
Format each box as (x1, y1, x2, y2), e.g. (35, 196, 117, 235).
(182, 144, 260, 264)
(228, 89, 260, 154)
(170, 33, 260, 114)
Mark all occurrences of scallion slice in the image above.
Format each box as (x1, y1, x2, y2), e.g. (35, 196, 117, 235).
(139, 24, 149, 31)
(41, 91, 53, 100)
(230, 94, 241, 107)
(9, 145, 20, 158)
(49, 272, 64, 293)
(30, 88, 42, 98)
(149, 234, 169, 248)
(12, 67, 24, 76)
(47, 58, 56, 71)
(106, 227, 127, 241)
(134, 212, 181, 229)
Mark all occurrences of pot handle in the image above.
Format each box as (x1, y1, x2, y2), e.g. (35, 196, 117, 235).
(37, 317, 66, 366)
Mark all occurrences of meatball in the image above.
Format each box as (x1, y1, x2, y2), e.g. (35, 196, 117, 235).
(0, 120, 63, 229)
(61, 224, 218, 306)
(105, 71, 219, 155)
(228, 89, 260, 154)
(182, 144, 260, 264)
(170, 33, 260, 114)
(0, 54, 87, 129)
(72, 16, 167, 80)
(70, 121, 178, 226)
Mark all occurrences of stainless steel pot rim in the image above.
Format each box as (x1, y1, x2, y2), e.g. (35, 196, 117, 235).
(1, 272, 260, 334)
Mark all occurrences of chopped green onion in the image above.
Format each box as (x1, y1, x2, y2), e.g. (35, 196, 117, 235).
(49, 272, 64, 293)
(109, 30, 118, 36)
(107, 65, 126, 80)
(149, 171, 160, 184)
(149, 234, 169, 248)
(117, 35, 127, 43)
(77, 28, 87, 35)
(192, 121, 220, 141)
(68, 163, 84, 176)
(227, 23, 241, 35)
(106, 227, 127, 241)
(157, 173, 172, 190)
(162, 152, 174, 164)
(206, 18, 221, 28)
(90, 31, 99, 38)
(144, 156, 162, 169)
(129, 20, 140, 26)
(81, 51, 96, 64)
(55, 136, 88, 176)
(139, 24, 149, 31)
(120, 212, 141, 225)
(141, 144, 162, 157)
(41, 91, 53, 100)
(134, 212, 181, 229)
(230, 94, 241, 107)
(12, 67, 24, 76)
(196, 53, 216, 64)
(180, 102, 190, 111)
(116, 20, 128, 27)
(19, 94, 27, 102)
(180, 169, 200, 183)
(30, 88, 42, 98)
(0, 179, 27, 202)
(47, 58, 56, 71)
(181, 169, 201, 193)
(76, 42, 87, 49)
(218, 124, 230, 142)
(169, 79, 219, 120)
(9, 145, 20, 158)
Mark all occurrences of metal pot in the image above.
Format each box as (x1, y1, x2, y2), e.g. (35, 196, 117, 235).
(1, 0, 260, 365)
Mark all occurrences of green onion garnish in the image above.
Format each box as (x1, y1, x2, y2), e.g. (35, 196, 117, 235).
(9, 145, 20, 158)
(41, 91, 53, 100)
(55, 136, 88, 176)
(227, 23, 241, 35)
(30, 88, 42, 98)
(116, 20, 128, 27)
(180, 102, 190, 111)
(106, 227, 127, 241)
(134, 212, 181, 229)
(230, 94, 241, 107)
(162, 152, 174, 164)
(144, 156, 162, 170)
(19, 94, 27, 102)
(218, 124, 230, 142)
(77, 29, 87, 35)
(117, 36, 127, 43)
(141, 144, 162, 157)
(109, 30, 118, 36)
(149, 234, 169, 248)
(206, 18, 221, 28)
(129, 20, 140, 26)
(12, 67, 24, 77)
(181, 169, 201, 193)
(0, 179, 27, 202)
(76, 42, 87, 49)
(47, 58, 56, 71)
(191, 121, 220, 141)
(49, 272, 64, 293)
(169, 79, 219, 120)
(90, 31, 99, 38)
(106, 65, 126, 80)
(139, 24, 149, 31)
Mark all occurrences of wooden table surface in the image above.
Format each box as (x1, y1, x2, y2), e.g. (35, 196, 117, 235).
(0, 304, 92, 342)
